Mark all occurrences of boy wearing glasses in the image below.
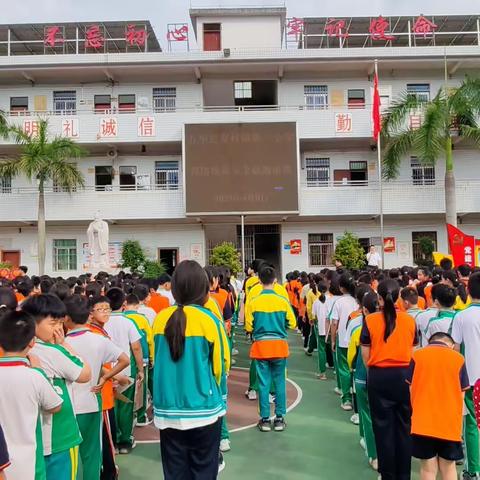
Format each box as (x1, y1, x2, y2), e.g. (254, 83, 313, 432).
(64, 295, 129, 480)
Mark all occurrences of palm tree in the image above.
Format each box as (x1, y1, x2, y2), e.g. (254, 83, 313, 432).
(381, 76, 480, 227)
(0, 120, 86, 275)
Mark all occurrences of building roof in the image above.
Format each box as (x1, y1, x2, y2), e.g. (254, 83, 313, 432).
(0, 21, 161, 56)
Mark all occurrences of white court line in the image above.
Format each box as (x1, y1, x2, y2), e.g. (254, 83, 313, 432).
(136, 367, 304, 443)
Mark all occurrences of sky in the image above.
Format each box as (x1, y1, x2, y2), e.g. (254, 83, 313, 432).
(3, 0, 479, 49)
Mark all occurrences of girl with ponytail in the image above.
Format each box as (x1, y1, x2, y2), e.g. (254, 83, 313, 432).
(305, 274, 324, 356)
(153, 260, 229, 479)
(360, 279, 418, 480)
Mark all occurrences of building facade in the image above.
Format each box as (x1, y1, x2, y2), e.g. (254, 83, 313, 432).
(0, 10, 479, 276)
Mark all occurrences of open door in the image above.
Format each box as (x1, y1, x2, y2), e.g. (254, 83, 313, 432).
(1, 250, 21, 268)
(158, 248, 179, 276)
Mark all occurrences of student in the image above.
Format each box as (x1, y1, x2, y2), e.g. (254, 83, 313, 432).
(305, 274, 321, 355)
(331, 273, 358, 411)
(64, 295, 130, 480)
(347, 291, 378, 471)
(311, 281, 328, 379)
(245, 265, 296, 432)
(408, 332, 468, 480)
(416, 268, 432, 302)
(22, 294, 91, 480)
(244, 259, 265, 297)
(0, 310, 63, 480)
(157, 273, 175, 306)
(87, 295, 124, 480)
(285, 272, 301, 328)
(415, 284, 442, 348)
(424, 284, 457, 340)
(145, 279, 169, 314)
(132, 284, 157, 326)
(400, 287, 423, 317)
(451, 272, 480, 479)
(123, 293, 153, 427)
(325, 277, 342, 391)
(104, 288, 144, 454)
(361, 279, 417, 480)
(0, 423, 9, 480)
(441, 270, 471, 311)
(152, 260, 229, 479)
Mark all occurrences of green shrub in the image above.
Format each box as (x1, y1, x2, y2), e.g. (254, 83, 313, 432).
(333, 232, 366, 270)
(142, 260, 166, 279)
(209, 242, 242, 275)
(121, 240, 146, 273)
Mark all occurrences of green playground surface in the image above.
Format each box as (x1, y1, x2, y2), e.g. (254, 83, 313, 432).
(118, 332, 423, 480)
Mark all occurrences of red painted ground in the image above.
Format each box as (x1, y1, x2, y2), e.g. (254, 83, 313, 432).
(135, 368, 298, 441)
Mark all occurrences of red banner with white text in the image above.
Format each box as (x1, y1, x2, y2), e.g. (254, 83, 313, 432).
(447, 224, 475, 267)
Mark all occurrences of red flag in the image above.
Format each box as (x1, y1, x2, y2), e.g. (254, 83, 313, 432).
(446, 223, 475, 267)
(372, 72, 381, 141)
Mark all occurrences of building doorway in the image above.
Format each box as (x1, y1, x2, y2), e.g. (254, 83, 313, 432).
(158, 248, 178, 276)
(1, 250, 20, 268)
(236, 225, 281, 274)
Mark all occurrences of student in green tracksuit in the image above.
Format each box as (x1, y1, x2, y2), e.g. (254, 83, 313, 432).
(347, 291, 378, 471)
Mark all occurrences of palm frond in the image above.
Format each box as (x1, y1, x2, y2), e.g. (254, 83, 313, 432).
(459, 125, 480, 146)
(382, 91, 429, 136)
(382, 130, 416, 179)
(451, 76, 480, 117)
(0, 158, 20, 179)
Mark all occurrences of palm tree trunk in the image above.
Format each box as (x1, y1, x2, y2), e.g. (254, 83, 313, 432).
(444, 136, 457, 227)
(38, 180, 46, 276)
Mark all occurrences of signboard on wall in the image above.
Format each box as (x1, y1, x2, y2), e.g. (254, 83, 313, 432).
(290, 239, 302, 255)
(82, 242, 122, 271)
(184, 123, 299, 215)
(383, 237, 396, 253)
(398, 241, 410, 261)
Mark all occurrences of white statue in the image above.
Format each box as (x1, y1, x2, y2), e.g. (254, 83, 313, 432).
(87, 211, 110, 271)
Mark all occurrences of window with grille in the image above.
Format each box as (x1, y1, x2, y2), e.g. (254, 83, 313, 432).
(305, 157, 330, 186)
(53, 239, 77, 271)
(53, 91, 76, 114)
(308, 233, 334, 266)
(118, 94, 136, 113)
(0, 175, 11, 193)
(411, 157, 435, 185)
(407, 84, 430, 102)
(304, 85, 328, 110)
(348, 89, 365, 109)
(155, 161, 179, 190)
(10, 97, 28, 115)
(95, 166, 113, 191)
(153, 88, 176, 112)
(234, 82, 252, 99)
(412, 231, 437, 264)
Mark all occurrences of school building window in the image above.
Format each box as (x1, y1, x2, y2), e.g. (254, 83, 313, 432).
(412, 231, 437, 263)
(411, 156, 435, 185)
(118, 94, 136, 113)
(155, 161, 179, 190)
(305, 157, 330, 186)
(347, 89, 365, 109)
(53, 91, 76, 114)
(10, 96, 28, 115)
(304, 85, 328, 110)
(308, 233, 334, 266)
(407, 84, 430, 102)
(94, 95, 111, 114)
(119, 166, 137, 190)
(234, 81, 253, 99)
(53, 239, 77, 271)
(0, 175, 11, 193)
(95, 166, 113, 191)
(153, 88, 176, 112)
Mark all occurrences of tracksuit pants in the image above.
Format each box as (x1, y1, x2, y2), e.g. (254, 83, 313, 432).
(464, 388, 480, 475)
(77, 411, 102, 480)
(255, 358, 287, 419)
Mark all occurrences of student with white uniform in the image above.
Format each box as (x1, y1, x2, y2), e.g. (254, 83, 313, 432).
(451, 272, 480, 480)
(0, 310, 62, 480)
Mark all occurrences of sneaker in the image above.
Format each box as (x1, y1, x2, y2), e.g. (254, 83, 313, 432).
(257, 418, 272, 432)
(245, 389, 257, 401)
(231, 358, 237, 365)
(136, 418, 153, 427)
(118, 441, 137, 454)
(369, 459, 378, 471)
(350, 413, 359, 425)
(334, 387, 342, 396)
(360, 437, 366, 450)
(316, 373, 327, 380)
(218, 452, 225, 473)
(304, 349, 313, 357)
(232, 348, 239, 356)
(269, 394, 276, 404)
(341, 402, 353, 411)
(273, 416, 286, 432)
(220, 439, 231, 452)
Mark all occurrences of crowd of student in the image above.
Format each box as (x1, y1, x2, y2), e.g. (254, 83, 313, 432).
(284, 258, 480, 480)
(0, 256, 480, 480)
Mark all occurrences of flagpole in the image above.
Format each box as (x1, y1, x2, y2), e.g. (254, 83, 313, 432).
(375, 59, 385, 269)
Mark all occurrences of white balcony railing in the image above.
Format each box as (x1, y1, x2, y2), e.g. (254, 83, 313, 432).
(0, 179, 479, 223)
(0, 104, 373, 144)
